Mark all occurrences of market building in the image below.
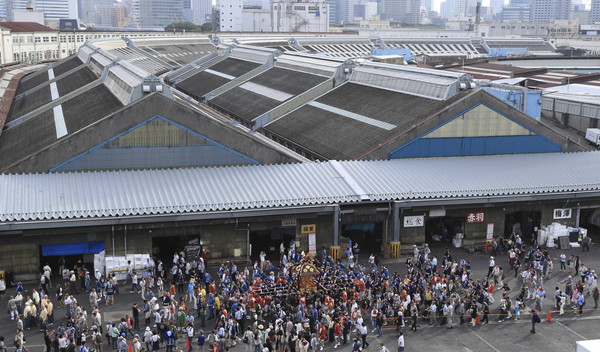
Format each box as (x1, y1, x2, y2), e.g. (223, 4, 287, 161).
(0, 34, 598, 282)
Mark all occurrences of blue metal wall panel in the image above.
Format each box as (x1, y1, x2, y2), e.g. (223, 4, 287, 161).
(54, 145, 258, 172)
(389, 135, 562, 159)
(482, 88, 542, 119)
(51, 114, 260, 172)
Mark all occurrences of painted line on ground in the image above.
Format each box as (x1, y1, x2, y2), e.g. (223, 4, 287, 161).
(555, 321, 587, 340)
(469, 329, 501, 352)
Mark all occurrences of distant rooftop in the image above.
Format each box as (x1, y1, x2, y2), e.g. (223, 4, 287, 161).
(0, 22, 55, 32)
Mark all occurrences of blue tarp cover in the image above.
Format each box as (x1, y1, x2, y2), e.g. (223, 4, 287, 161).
(42, 241, 105, 256)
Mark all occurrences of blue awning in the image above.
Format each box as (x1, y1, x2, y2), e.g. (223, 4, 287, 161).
(41, 241, 105, 256)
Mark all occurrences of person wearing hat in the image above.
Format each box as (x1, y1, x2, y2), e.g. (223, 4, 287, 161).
(132, 335, 142, 352)
(144, 326, 153, 351)
(117, 334, 128, 352)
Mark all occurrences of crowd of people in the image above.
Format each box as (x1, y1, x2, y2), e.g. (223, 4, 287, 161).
(1, 235, 599, 352)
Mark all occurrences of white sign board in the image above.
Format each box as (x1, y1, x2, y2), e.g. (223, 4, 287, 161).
(429, 209, 446, 217)
(281, 218, 297, 227)
(486, 223, 494, 241)
(404, 215, 424, 227)
(553, 208, 572, 219)
(308, 233, 316, 256)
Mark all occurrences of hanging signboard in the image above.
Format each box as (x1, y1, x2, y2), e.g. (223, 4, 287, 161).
(467, 212, 485, 223)
(404, 215, 424, 227)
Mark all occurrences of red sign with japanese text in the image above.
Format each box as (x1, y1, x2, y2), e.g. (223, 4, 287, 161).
(466, 212, 485, 223)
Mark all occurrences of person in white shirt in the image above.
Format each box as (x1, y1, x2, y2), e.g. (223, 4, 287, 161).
(0, 279, 6, 300)
(259, 252, 266, 271)
(186, 323, 195, 352)
(560, 252, 567, 272)
(397, 332, 404, 352)
(43, 264, 52, 289)
(487, 257, 495, 278)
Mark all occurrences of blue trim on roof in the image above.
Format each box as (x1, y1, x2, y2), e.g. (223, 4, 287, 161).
(389, 135, 562, 158)
(388, 102, 562, 159)
(50, 115, 259, 172)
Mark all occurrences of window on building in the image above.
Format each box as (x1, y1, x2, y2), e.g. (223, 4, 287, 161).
(59, 36, 66, 43)
(51, 36, 57, 42)
(35, 37, 41, 43)
(43, 37, 49, 42)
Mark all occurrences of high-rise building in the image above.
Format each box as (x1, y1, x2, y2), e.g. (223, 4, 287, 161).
(11, 0, 78, 20)
(111, 5, 126, 26)
(139, 0, 184, 27)
(191, 0, 212, 24)
(591, 0, 600, 23)
(93, 4, 113, 26)
(0, 0, 11, 20)
(325, 0, 337, 23)
(489, 0, 504, 14)
(532, 0, 570, 21)
(219, 0, 242, 30)
(381, 0, 404, 20)
(271, 1, 329, 31)
(501, 3, 532, 21)
(380, 0, 420, 22)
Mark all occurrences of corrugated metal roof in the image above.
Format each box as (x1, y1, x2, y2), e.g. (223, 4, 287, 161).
(543, 91, 600, 105)
(339, 152, 600, 200)
(0, 162, 360, 222)
(1, 152, 600, 222)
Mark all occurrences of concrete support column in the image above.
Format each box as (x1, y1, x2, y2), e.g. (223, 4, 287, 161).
(393, 202, 400, 242)
(333, 205, 340, 247)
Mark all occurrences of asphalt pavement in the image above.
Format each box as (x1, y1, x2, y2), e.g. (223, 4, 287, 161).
(3, 240, 600, 352)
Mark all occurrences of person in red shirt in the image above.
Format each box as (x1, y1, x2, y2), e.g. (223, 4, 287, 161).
(334, 320, 341, 348)
(318, 322, 327, 349)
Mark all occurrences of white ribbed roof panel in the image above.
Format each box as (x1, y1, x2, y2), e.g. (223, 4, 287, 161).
(339, 152, 600, 200)
(0, 162, 359, 222)
(351, 66, 452, 100)
(1, 152, 600, 222)
(107, 65, 144, 88)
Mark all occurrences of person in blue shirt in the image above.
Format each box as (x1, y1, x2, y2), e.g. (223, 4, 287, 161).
(530, 310, 540, 333)
(12, 282, 23, 296)
(207, 294, 215, 319)
(165, 328, 176, 352)
(577, 292, 585, 316)
(352, 338, 362, 352)
(197, 330, 205, 351)
(203, 273, 212, 291)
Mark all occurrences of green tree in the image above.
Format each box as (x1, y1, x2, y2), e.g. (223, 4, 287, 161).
(200, 22, 213, 31)
(164, 22, 201, 31)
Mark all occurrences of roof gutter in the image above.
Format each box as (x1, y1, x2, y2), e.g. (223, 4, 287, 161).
(0, 205, 338, 233)
(1, 190, 599, 233)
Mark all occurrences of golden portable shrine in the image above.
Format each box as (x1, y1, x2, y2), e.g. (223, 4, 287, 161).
(293, 256, 321, 292)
